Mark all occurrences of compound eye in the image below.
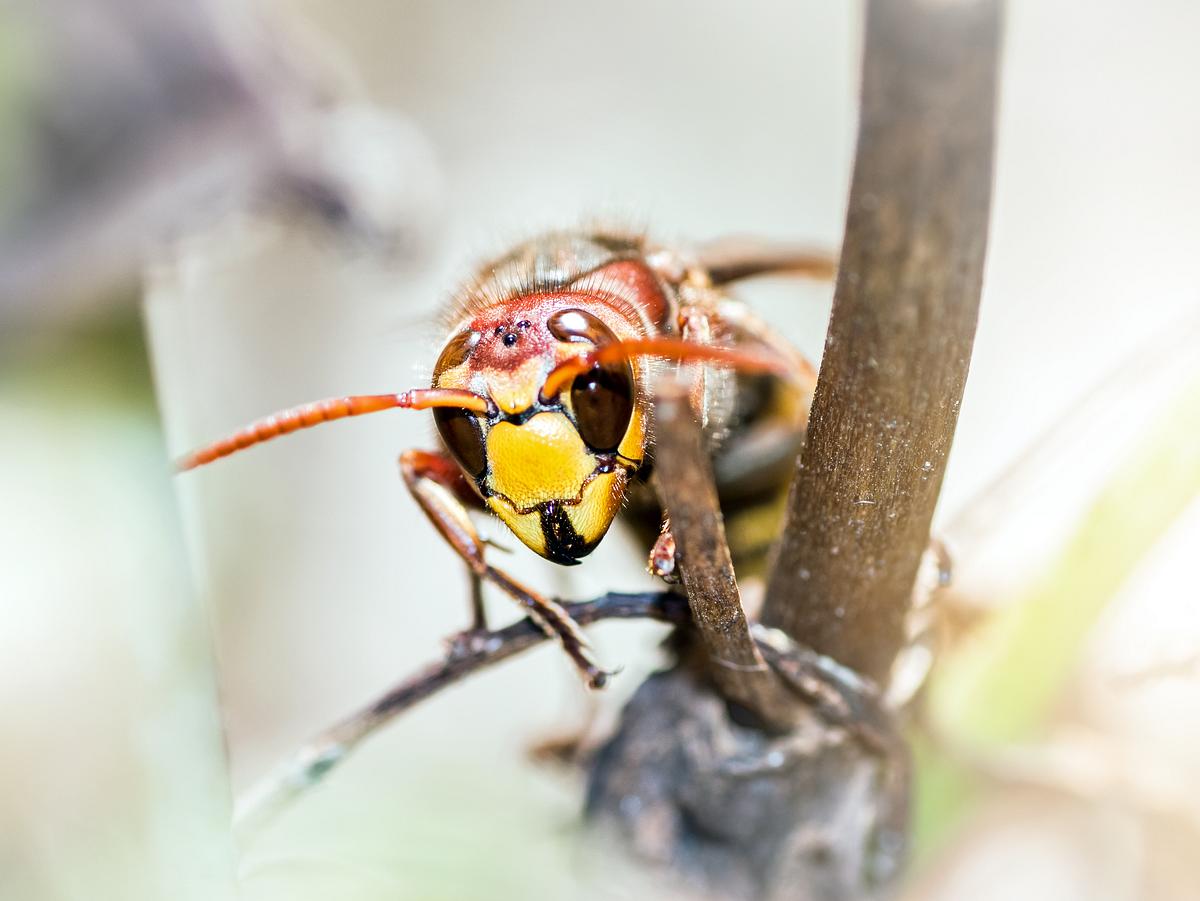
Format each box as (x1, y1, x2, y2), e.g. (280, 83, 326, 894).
(570, 360, 634, 453)
(547, 309, 634, 452)
(547, 308, 618, 346)
(433, 329, 479, 382)
(432, 329, 485, 476)
(435, 407, 487, 478)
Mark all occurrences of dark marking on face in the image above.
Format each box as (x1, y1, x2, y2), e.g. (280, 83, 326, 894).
(538, 500, 598, 565)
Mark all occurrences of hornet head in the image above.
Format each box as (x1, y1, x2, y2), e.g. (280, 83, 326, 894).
(432, 298, 648, 564)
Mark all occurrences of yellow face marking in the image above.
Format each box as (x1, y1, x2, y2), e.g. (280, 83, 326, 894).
(486, 357, 547, 415)
(485, 412, 596, 509)
(564, 469, 627, 547)
(485, 496, 547, 557)
(617, 401, 648, 465)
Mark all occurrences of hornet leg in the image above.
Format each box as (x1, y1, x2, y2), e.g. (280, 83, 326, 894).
(399, 449, 610, 688)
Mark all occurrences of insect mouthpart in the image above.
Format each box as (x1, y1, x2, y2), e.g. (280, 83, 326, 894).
(480, 410, 632, 564)
(536, 499, 600, 565)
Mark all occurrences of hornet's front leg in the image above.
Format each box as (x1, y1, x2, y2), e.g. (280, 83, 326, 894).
(399, 449, 611, 688)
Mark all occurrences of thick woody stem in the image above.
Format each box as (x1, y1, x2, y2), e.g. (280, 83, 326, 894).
(762, 0, 1001, 683)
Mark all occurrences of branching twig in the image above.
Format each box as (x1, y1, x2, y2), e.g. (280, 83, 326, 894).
(233, 592, 688, 843)
(233, 586, 898, 845)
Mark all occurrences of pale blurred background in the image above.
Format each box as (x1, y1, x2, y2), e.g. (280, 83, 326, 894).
(2, 2, 1199, 900)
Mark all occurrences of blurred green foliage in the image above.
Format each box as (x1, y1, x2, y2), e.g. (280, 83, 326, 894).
(0, 310, 237, 901)
(0, 3, 42, 224)
(914, 378, 1200, 857)
(1, 306, 156, 410)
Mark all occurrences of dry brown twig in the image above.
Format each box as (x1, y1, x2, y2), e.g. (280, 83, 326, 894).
(232, 591, 686, 843)
(650, 383, 802, 732)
